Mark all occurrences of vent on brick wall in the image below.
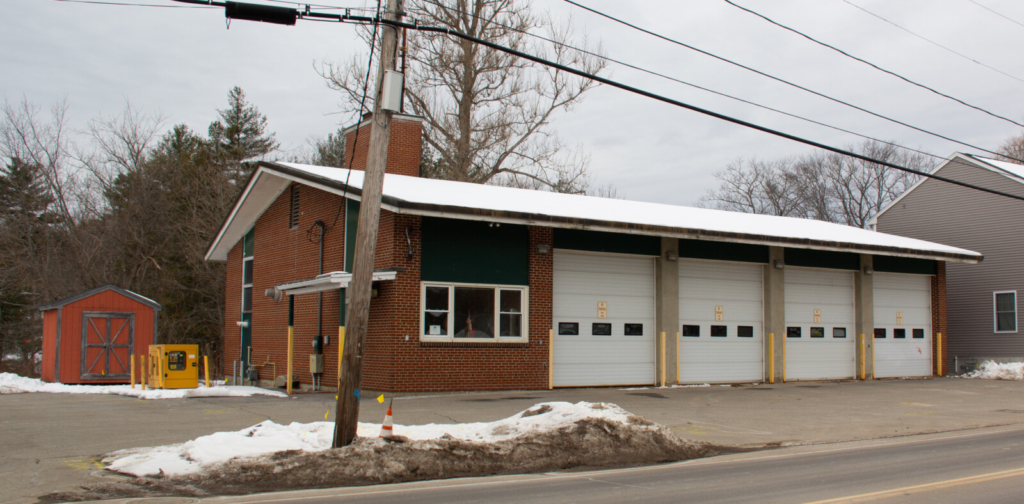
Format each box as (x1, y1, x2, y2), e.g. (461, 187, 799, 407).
(289, 185, 300, 229)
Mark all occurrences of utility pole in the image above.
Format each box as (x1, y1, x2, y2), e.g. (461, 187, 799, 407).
(333, 0, 403, 448)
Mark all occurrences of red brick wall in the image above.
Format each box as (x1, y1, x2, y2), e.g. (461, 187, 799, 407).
(932, 262, 948, 376)
(344, 115, 422, 177)
(223, 190, 556, 391)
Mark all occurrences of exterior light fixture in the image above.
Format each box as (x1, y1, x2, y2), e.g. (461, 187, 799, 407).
(535, 243, 551, 255)
(265, 287, 282, 302)
(666, 251, 679, 261)
(863, 266, 874, 276)
(774, 260, 785, 269)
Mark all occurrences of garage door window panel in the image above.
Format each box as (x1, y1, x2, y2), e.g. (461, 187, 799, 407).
(894, 329, 906, 339)
(874, 328, 886, 339)
(592, 323, 612, 336)
(624, 323, 644, 336)
(711, 325, 727, 337)
(787, 327, 801, 338)
(738, 326, 753, 337)
(833, 328, 846, 338)
(994, 291, 1017, 333)
(810, 327, 824, 338)
(558, 322, 579, 335)
(683, 325, 700, 337)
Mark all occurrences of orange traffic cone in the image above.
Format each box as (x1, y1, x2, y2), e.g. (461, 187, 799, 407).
(379, 405, 394, 438)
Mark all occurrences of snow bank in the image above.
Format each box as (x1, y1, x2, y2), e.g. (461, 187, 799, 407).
(106, 401, 651, 477)
(963, 361, 1024, 380)
(0, 372, 287, 399)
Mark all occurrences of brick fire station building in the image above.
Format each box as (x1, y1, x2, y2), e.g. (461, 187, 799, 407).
(205, 115, 980, 392)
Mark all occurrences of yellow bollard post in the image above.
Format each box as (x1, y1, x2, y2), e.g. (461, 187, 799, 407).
(204, 355, 210, 388)
(937, 332, 943, 376)
(141, 355, 147, 390)
(769, 333, 775, 385)
(337, 326, 345, 380)
(676, 332, 681, 386)
(659, 331, 666, 388)
(548, 329, 554, 390)
(782, 334, 787, 383)
(860, 334, 866, 380)
(130, 354, 136, 389)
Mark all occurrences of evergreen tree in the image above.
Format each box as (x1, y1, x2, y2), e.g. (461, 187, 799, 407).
(208, 87, 278, 185)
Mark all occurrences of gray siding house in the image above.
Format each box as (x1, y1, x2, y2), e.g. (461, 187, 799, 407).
(870, 153, 1024, 373)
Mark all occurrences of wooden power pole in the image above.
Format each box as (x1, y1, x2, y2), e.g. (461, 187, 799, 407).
(333, 0, 403, 448)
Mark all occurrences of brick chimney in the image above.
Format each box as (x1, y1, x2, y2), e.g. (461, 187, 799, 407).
(343, 113, 423, 177)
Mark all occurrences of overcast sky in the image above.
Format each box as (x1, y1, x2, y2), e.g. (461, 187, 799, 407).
(4, 0, 1024, 205)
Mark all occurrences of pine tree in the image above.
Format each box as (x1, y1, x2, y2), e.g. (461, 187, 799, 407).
(208, 87, 279, 185)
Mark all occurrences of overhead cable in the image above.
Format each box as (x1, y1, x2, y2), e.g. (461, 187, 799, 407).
(967, 0, 1024, 29)
(169, 0, 1024, 201)
(426, 1, 942, 160)
(840, 0, 1024, 85)
(564, 0, 1018, 162)
(55, 0, 214, 7)
(723, 0, 1024, 129)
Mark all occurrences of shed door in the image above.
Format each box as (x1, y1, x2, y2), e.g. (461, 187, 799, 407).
(784, 267, 856, 380)
(679, 260, 764, 383)
(874, 273, 932, 378)
(553, 250, 656, 386)
(81, 312, 134, 380)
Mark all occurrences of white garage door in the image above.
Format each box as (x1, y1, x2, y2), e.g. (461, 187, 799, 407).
(785, 267, 856, 380)
(553, 250, 656, 387)
(874, 273, 932, 378)
(679, 260, 764, 383)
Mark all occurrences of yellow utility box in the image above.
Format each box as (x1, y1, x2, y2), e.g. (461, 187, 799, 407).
(148, 344, 199, 389)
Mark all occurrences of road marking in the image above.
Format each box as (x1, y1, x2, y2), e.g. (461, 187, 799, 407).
(804, 466, 1024, 503)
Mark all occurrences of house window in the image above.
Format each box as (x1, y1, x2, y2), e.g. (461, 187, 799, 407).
(242, 228, 254, 313)
(421, 283, 528, 341)
(289, 185, 300, 229)
(994, 291, 1017, 333)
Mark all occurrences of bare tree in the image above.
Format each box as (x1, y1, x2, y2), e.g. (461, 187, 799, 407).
(319, 0, 606, 193)
(699, 141, 932, 228)
(998, 131, 1024, 164)
(697, 157, 804, 217)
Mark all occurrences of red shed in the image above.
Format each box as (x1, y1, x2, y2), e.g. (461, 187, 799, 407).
(39, 285, 161, 384)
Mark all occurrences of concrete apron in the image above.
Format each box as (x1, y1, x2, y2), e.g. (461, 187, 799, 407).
(2, 377, 1022, 503)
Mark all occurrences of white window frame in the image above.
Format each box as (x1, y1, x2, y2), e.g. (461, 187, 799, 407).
(420, 282, 529, 342)
(994, 290, 1018, 333)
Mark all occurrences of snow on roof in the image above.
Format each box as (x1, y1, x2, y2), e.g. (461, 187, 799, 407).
(205, 161, 981, 262)
(969, 155, 1024, 182)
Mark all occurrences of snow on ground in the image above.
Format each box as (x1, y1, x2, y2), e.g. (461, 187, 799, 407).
(963, 361, 1024, 380)
(0, 372, 288, 399)
(105, 401, 647, 477)
(620, 384, 712, 390)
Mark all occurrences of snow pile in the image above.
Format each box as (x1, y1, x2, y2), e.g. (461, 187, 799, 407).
(963, 361, 1024, 380)
(105, 401, 660, 477)
(0, 372, 287, 399)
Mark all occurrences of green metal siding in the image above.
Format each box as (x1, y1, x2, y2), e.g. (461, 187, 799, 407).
(553, 229, 660, 256)
(344, 199, 359, 272)
(421, 217, 529, 285)
(679, 239, 768, 263)
(873, 255, 938, 275)
(785, 247, 860, 270)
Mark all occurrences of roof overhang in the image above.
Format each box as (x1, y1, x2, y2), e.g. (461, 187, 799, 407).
(207, 162, 982, 265)
(271, 270, 398, 297)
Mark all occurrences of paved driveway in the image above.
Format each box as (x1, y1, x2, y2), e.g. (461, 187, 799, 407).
(2, 378, 1023, 503)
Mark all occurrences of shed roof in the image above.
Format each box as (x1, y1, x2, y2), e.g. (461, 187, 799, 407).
(38, 284, 162, 312)
(206, 161, 982, 264)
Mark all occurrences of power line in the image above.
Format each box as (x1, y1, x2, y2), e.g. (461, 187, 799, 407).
(564, 0, 1019, 162)
(424, 2, 942, 161)
(373, 17, 1024, 203)
(55, 0, 214, 8)
(170, 0, 1024, 202)
(840, 0, 1024, 85)
(967, 0, 1024, 29)
(723, 0, 1024, 129)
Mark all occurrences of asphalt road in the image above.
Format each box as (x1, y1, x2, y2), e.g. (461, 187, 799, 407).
(201, 426, 1024, 504)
